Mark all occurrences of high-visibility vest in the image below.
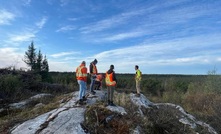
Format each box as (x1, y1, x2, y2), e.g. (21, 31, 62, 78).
(91, 63, 98, 74)
(105, 72, 116, 86)
(135, 69, 142, 81)
(76, 65, 87, 81)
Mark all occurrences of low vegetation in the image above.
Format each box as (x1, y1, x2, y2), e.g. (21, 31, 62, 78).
(0, 67, 221, 133)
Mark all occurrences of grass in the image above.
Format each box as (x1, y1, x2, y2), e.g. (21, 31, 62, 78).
(147, 89, 221, 133)
(0, 93, 72, 133)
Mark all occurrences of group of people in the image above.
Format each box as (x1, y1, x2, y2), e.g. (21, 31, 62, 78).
(75, 59, 142, 105)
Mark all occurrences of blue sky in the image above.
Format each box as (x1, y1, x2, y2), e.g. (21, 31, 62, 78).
(0, 0, 221, 74)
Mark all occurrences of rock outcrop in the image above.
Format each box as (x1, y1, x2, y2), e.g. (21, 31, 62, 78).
(10, 90, 218, 134)
(0, 94, 53, 117)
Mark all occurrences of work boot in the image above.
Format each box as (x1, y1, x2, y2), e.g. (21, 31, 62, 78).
(78, 99, 85, 105)
(90, 90, 96, 95)
(82, 96, 87, 101)
(135, 93, 140, 97)
(110, 101, 116, 106)
(96, 88, 101, 90)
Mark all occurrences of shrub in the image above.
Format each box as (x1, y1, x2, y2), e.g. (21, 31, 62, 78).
(142, 78, 163, 96)
(161, 91, 184, 105)
(183, 92, 216, 115)
(204, 75, 221, 93)
(0, 74, 21, 99)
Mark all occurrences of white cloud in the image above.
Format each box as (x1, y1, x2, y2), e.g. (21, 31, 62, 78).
(49, 61, 73, 72)
(4, 16, 45, 46)
(217, 57, 221, 61)
(63, 57, 79, 61)
(0, 47, 27, 69)
(80, 9, 146, 33)
(50, 51, 81, 58)
(88, 34, 221, 73)
(56, 25, 76, 32)
(102, 31, 145, 41)
(155, 5, 216, 24)
(9, 33, 35, 42)
(36, 17, 47, 29)
(0, 9, 15, 25)
(153, 56, 211, 65)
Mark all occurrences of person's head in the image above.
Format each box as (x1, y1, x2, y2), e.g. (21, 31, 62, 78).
(110, 64, 114, 70)
(81, 61, 86, 65)
(135, 65, 139, 70)
(94, 59, 98, 65)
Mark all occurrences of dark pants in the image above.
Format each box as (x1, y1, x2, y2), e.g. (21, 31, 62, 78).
(107, 86, 115, 101)
(94, 81, 101, 90)
(90, 76, 95, 92)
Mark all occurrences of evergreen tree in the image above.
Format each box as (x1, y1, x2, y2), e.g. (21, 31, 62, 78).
(24, 41, 36, 71)
(42, 55, 49, 72)
(36, 50, 43, 72)
(23, 41, 51, 82)
(41, 55, 50, 82)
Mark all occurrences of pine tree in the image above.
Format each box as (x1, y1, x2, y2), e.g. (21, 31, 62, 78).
(36, 50, 43, 72)
(24, 41, 36, 71)
(41, 55, 50, 82)
(42, 55, 49, 72)
(24, 41, 51, 82)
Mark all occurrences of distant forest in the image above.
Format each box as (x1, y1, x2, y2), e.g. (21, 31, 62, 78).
(49, 71, 208, 95)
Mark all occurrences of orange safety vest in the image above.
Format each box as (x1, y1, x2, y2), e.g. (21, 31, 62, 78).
(105, 72, 116, 86)
(91, 63, 98, 75)
(76, 64, 87, 82)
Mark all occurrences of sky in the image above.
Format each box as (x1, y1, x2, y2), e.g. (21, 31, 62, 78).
(0, 0, 221, 75)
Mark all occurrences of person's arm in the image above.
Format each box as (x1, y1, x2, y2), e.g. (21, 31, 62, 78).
(76, 67, 78, 77)
(113, 71, 117, 83)
(89, 63, 93, 74)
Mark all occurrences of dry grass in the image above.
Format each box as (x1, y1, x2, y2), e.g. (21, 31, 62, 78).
(83, 92, 152, 134)
(0, 93, 72, 133)
(183, 92, 216, 115)
(148, 89, 221, 133)
(83, 104, 131, 134)
(183, 91, 221, 133)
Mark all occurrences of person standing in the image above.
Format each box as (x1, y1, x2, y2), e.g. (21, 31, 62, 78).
(135, 65, 142, 97)
(105, 65, 117, 106)
(89, 59, 98, 95)
(76, 61, 88, 105)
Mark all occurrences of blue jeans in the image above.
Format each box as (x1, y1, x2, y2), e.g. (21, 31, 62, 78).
(89, 76, 96, 92)
(78, 80, 87, 99)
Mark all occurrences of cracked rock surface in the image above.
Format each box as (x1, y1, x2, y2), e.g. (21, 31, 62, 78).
(11, 91, 106, 134)
(10, 90, 218, 134)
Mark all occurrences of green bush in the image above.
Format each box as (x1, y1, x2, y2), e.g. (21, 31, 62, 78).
(162, 91, 184, 104)
(0, 74, 21, 98)
(204, 74, 221, 93)
(142, 78, 162, 96)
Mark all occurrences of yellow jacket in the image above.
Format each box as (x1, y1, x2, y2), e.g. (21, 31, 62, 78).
(135, 69, 142, 81)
